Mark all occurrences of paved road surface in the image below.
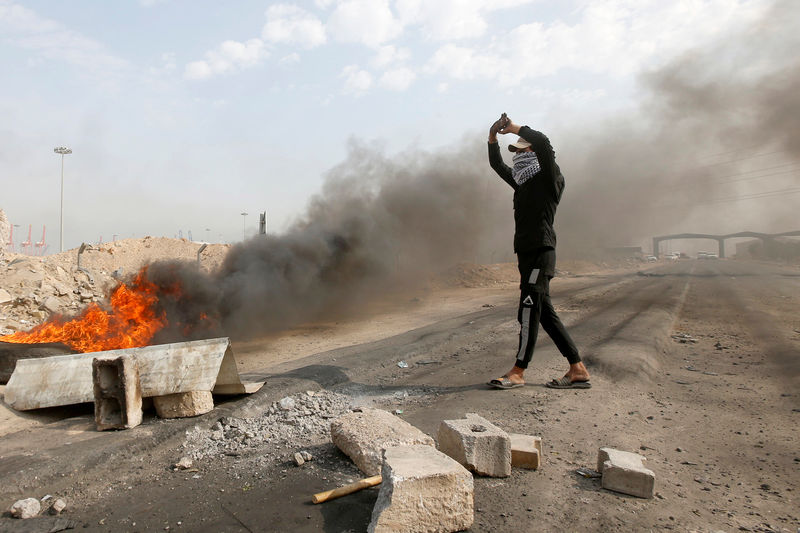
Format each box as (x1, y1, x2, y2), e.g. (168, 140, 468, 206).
(1, 259, 797, 532)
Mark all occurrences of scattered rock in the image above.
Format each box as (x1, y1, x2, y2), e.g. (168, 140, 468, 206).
(293, 452, 305, 466)
(0, 288, 13, 306)
(279, 397, 296, 411)
(51, 498, 67, 514)
(42, 296, 62, 314)
(597, 447, 655, 499)
(174, 457, 193, 470)
(10, 497, 41, 519)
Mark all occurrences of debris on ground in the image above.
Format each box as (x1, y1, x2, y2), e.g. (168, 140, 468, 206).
(173, 457, 193, 470)
(369, 444, 474, 533)
(671, 333, 697, 343)
(575, 467, 602, 479)
(10, 497, 41, 519)
(597, 447, 655, 499)
(330, 408, 435, 476)
(0, 236, 230, 336)
(438, 413, 511, 477)
(50, 498, 67, 515)
(183, 391, 353, 461)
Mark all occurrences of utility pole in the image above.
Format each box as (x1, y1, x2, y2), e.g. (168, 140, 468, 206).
(54, 146, 72, 252)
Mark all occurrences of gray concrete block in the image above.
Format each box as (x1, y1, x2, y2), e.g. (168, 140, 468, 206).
(368, 444, 474, 533)
(437, 413, 511, 477)
(92, 355, 143, 431)
(331, 408, 435, 476)
(598, 447, 655, 499)
(509, 433, 542, 470)
(154, 390, 213, 419)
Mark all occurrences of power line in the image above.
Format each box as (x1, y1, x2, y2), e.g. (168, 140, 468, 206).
(714, 168, 800, 185)
(697, 150, 787, 169)
(703, 186, 800, 205)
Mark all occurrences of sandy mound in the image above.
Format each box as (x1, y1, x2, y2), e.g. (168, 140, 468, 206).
(0, 237, 230, 335)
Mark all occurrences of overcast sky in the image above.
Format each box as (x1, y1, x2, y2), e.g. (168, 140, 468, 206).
(0, 0, 776, 251)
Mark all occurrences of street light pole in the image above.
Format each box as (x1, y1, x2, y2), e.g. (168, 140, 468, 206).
(240, 212, 248, 241)
(54, 146, 72, 252)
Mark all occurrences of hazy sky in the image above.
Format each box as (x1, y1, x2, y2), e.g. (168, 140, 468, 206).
(0, 0, 777, 251)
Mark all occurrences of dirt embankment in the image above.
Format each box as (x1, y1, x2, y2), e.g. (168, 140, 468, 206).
(0, 237, 230, 336)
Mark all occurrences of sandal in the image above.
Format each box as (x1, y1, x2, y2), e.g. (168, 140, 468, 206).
(545, 376, 591, 389)
(487, 376, 525, 389)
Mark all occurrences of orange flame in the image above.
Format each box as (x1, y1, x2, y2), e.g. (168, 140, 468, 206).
(0, 268, 167, 353)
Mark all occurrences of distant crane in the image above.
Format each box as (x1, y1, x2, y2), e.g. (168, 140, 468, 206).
(20, 224, 32, 255)
(34, 226, 46, 256)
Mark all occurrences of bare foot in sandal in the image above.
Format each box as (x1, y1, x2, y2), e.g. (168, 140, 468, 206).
(487, 366, 525, 389)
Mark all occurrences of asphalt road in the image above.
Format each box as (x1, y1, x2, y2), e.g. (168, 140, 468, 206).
(1, 259, 798, 532)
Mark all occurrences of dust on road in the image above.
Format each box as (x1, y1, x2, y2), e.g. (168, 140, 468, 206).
(1, 259, 798, 532)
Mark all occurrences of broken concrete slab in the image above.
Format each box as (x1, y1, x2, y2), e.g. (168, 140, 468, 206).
(437, 413, 511, 477)
(331, 408, 435, 476)
(5, 337, 263, 410)
(153, 390, 213, 419)
(0, 288, 13, 306)
(510, 433, 542, 470)
(368, 444, 474, 533)
(597, 447, 655, 499)
(92, 354, 143, 430)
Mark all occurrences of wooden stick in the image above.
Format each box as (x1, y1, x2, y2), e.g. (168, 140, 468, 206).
(312, 475, 382, 504)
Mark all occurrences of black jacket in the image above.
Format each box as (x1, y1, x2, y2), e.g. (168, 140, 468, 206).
(488, 126, 564, 253)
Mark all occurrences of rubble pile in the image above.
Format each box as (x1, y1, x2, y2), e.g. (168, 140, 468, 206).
(182, 390, 353, 461)
(0, 236, 230, 336)
(0, 255, 112, 335)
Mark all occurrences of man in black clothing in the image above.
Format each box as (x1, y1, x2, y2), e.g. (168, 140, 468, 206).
(486, 113, 591, 389)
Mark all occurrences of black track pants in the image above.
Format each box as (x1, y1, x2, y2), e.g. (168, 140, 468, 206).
(515, 250, 581, 369)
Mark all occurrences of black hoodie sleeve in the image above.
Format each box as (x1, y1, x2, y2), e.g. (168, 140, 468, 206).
(488, 141, 517, 190)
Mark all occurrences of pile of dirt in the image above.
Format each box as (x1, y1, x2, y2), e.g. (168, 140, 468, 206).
(0, 237, 230, 336)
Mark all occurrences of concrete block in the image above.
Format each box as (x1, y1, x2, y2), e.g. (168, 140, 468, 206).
(597, 447, 655, 499)
(92, 355, 142, 431)
(331, 408, 435, 476)
(154, 390, 213, 419)
(437, 413, 511, 477)
(509, 433, 542, 470)
(368, 444, 473, 533)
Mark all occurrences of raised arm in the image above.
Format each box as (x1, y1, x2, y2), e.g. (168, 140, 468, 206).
(488, 113, 516, 189)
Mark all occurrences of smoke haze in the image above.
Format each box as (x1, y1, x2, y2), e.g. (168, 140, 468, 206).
(556, 0, 800, 253)
(143, 0, 799, 341)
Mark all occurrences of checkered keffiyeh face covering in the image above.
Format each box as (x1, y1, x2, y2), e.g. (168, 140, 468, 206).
(512, 151, 541, 186)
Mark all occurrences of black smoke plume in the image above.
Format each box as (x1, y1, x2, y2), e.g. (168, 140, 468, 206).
(142, 0, 799, 341)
